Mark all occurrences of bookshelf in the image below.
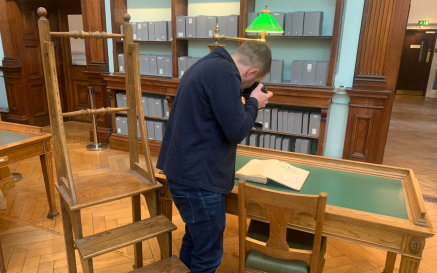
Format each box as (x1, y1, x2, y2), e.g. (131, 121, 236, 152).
(108, 0, 344, 156)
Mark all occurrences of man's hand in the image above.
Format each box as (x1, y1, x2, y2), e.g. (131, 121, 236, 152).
(250, 84, 273, 109)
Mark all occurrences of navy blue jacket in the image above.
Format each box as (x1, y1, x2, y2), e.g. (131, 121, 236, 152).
(156, 47, 258, 194)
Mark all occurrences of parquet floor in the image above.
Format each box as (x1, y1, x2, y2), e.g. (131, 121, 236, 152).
(0, 95, 436, 272)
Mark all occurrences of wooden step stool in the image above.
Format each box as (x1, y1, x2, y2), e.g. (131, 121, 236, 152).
(37, 8, 188, 273)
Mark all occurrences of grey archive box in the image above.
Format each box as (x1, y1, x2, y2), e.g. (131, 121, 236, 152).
(149, 56, 158, 75)
(157, 56, 165, 76)
(115, 116, 123, 135)
(120, 25, 123, 35)
(148, 22, 155, 41)
(275, 137, 284, 150)
(249, 134, 259, 147)
(302, 112, 310, 135)
(206, 16, 218, 38)
(263, 107, 271, 130)
(315, 62, 329, 86)
(294, 111, 303, 135)
(247, 13, 259, 27)
(154, 98, 164, 118)
(270, 12, 284, 36)
(269, 135, 276, 149)
(295, 139, 302, 153)
(178, 57, 188, 78)
(146, 121, 155, 140)
(186, 17, 196, 38)
(167, 21, 172, 41)
(154, 122, 166, 141)
(282, 109, 289, 133)
(263, 135, 270, 149)
(287, 111, 295, 134)
(270, 60, 284, 84)
(146, 97, 156, 117)
(291, 61, 304, 84)
(131, 22, 137, 40)
(187, 57, 199, 68)
(278, 110, 283, 132)
(218, 16, 228, 36)
(259, 135, 264, 148)
(136, 23, 143, 41)
(118, 54, 125, 73)
(164, 56, 172, 77)
(141, 55, 151, 75)
(176, 16, 186, 38)
(240, 136, 248, 145)
(121, 117, 128, 136)
(155, 21, 167, 41)
(282, 138, 291, 152)
(164, 100, 169, 118)
(304, 11, 323, 36)
(196, 16, 207, 38)
(271, 108, 280, 131)
(142, 95, 148, 116)
(116, 93, 124, 110)
(284, 13, 293, 36)
(300, 139, 312, 154)
(122, 94, 127, 113)
(141, 22, 149, 41)
(309, 113, 321, 137)
(302, 61, 317, 85)
(292, 12, 304, 36)
(256, 109, 263, 124)
(227, 15, 239, 37)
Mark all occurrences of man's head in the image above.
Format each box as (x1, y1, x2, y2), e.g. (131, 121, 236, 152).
(232, 41, 272, 89)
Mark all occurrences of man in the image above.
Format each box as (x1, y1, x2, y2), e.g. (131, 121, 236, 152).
(157, 41, 273, 272)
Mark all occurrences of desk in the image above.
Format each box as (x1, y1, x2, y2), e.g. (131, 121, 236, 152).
(155, 146, 434, 273)
(0, 121, 59, 219)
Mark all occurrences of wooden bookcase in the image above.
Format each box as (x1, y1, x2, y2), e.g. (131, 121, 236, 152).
(107, 0, 344, 157)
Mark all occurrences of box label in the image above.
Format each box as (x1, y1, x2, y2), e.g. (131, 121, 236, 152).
(189, 18, 193, 24)
(312, 129, 317, 135)
(118, 128, 121, 133)
(307, 64, 312, 71)
(138, 24, 141, 29)
(265, 123, 269, 128)
(178, 32, 183, 37)
(134, 34, 137, 39)
(181, 71, 184, 76)
(159, 69, 163, 74)
(209, 30, 212, 36)
(119, 66, 123, 71)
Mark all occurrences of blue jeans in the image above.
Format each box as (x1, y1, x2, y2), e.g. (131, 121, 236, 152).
(167, 179, 226, 273)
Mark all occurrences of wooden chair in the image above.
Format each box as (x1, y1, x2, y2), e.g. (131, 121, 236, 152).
(37, 7, 188, 273)
(238, 180, 328, 273)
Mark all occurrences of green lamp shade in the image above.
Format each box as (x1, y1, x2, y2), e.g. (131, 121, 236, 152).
(245, 13, 284, 33)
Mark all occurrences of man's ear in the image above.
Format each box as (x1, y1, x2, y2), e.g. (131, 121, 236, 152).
(246, 68, 260, 78)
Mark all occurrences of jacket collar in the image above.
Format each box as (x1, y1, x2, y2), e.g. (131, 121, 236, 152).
(212, 47, 236, 65)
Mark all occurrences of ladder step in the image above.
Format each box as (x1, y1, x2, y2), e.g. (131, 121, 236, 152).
(75, 215, 176, 260)
(128, 256, 190, 273)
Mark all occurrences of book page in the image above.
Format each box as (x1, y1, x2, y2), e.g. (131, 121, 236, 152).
(235, 159, 279, 183)
(267, 162, 310, 191)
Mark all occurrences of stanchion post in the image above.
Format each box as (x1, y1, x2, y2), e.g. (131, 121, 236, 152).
(86, 87, 109, 151)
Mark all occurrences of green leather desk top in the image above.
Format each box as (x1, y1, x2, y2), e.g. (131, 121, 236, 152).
(0, 130, 34, 147)
(235, 155, 409, 220)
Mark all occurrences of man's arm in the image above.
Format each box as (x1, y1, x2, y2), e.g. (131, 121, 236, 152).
(209, 72, 258, 144)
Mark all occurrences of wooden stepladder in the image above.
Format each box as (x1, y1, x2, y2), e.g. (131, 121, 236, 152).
(37, 8, 188, 273)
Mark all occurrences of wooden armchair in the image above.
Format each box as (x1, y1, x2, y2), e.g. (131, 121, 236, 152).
(238, 180, 328, 273)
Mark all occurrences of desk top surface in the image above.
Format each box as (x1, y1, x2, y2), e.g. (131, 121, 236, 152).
(235, 155, 409, 220)
(0, 130, 35, 147)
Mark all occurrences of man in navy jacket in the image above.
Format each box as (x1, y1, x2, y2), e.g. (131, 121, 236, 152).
(157, 41, 272, 272)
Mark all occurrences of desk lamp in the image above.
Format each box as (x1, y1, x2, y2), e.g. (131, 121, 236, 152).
(207, 5, 284, 52)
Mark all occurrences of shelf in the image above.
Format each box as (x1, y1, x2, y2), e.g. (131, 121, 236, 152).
(176, 38, 215, 41)
(253, 129, 319, 139)
(247, 35, 332, 40)
(116, 40, 172, 44)
(115, 112, 168, 121)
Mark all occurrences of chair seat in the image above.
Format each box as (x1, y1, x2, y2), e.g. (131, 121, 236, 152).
(245, 220, 327, 273)
(56, 169, 162, 210)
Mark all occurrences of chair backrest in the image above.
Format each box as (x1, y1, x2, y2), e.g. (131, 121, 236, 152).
(37, 8, 156, 204)
(238, 179, 327, 273)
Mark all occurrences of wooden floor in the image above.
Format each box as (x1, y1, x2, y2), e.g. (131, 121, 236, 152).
(1, 95, 437, 273)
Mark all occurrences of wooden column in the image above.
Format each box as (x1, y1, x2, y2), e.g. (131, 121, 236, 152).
(343, 0, 411, 163)
(81, 0, 112, 142)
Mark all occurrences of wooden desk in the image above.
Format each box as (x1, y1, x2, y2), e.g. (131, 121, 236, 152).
(155, 146, 434, 273)
(0, 122, 59, 219)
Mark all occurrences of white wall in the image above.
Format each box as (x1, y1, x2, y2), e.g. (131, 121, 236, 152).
(407, 0, 437, 98)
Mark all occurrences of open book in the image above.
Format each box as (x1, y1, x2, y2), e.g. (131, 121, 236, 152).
(235, 159, 310, 191)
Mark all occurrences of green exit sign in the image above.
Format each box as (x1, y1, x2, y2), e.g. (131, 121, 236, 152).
(418, 20, 430, 26)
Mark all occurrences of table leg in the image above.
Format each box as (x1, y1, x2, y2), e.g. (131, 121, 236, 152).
(399, 255, 421, 273)
(60, 199, 78, 273)
(132, 194, 143, 269)
(40, 151, 60, 219)
(157, 177, 173, 221)
(0, 166, 14, 191)
(383, 252, 397, 273)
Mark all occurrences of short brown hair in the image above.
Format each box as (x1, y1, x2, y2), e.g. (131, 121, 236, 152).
(233, 41, 272, 77)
